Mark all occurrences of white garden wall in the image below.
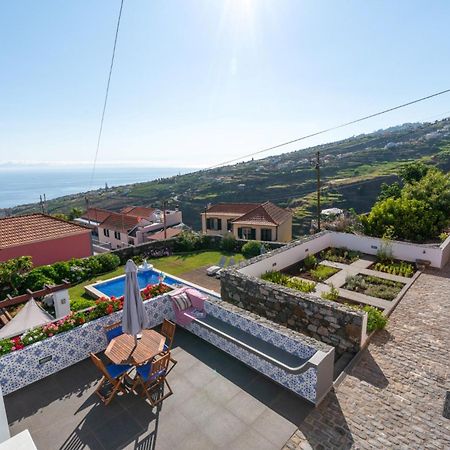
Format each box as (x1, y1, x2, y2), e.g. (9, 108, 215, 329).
(330, 233, 444, 268)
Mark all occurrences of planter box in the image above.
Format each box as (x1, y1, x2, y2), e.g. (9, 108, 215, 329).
(0, 295, 174, 395)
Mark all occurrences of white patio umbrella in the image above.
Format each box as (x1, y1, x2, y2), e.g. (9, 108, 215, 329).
(122, 260, 150, 348)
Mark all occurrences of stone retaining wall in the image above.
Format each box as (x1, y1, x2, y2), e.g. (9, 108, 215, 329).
(221, 268, 366, 357)
(111, 238, 178, 263)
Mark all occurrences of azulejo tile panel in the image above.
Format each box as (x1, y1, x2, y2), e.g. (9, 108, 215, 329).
(204, 301, 316, 360)
(0, 295, 172, 396)
(185, 320, 317, 403)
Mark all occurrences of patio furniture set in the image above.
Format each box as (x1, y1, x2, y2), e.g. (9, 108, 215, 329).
(89, 317, 177, 407)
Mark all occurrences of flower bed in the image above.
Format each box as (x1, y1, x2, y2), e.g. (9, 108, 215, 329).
(344, 275, 404, 301)
(0, 283, 172, 356)
(282, 255, 340, 282)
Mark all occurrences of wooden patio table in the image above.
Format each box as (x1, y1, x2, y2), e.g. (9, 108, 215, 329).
(105, 329, 166, 365)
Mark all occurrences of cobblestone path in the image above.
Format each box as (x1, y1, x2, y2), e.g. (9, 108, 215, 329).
(284, 265, 450, 449)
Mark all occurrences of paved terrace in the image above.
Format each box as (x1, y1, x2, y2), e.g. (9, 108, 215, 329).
(285, 264, 450, 449)
(5, 327, 313, 450)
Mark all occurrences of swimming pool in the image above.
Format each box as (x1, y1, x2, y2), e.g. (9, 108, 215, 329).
(92, 269, 180, 298)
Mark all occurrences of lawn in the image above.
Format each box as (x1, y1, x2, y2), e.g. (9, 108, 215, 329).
(68, 251, 243, 301)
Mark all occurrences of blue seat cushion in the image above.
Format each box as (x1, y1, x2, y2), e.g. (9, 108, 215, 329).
(136, 363, 166, 383)
(106, 326, 123, 342)
(106, 363, 131, 379)
(163, 343, 169, 352)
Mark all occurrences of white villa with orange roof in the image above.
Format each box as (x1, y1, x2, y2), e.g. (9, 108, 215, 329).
(201, 201, 292, 243)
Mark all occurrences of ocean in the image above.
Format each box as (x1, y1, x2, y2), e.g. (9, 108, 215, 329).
(0, 166, 193, 209)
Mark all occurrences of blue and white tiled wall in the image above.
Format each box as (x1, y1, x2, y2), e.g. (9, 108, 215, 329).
(0, 295, 173, 396)
(185, 301, 321, 403)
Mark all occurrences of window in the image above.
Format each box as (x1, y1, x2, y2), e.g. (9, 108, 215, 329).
(206, 217, 222, 231)
(114, 231, 121, 240)
(103, 228, 110, 237)
(227, 219, 233, 232)
(261, 228, 272, 241)
(239, 227, 256, 240)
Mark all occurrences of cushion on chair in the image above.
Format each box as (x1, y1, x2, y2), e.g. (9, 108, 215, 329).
(106, 363, 131, 379)
(136, 363, 166, 382)
(172, 292, 192, 311)
(106, 326, 123, 342)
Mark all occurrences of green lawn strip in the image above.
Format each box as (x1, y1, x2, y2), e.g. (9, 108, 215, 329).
(68, 251, 243, 301)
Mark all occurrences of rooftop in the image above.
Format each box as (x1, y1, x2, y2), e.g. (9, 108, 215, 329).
(147, 228, 182, 241)
(80, 208, 112, 224)
(0, 214, 90, 249)
(99, 213, 142, 232)
(233, 201, 292, 226)
(205, 201, 292, 225)
(5, 328, 312, 450)
(121, 206, 156, 218)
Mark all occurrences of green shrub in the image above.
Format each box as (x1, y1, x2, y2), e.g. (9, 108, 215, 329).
(132, 255, 144, 265)
(439, 232, 449, 242)
(0, 338, 14, 355)
(21, 270, 55, 292)
(221, 234, 238, 253)
(321, 284, 339, 301)
(242, 241, 264, 259)
(345, 304, 388, 332)
(363, 306, 388, 332)
(174, 231, 202, 252)
(51, 261, 71, 282)
(96, 253, 121, 272)
(303, 255, 317, 270)
(309, 264, 339, 282)
(70, 298, 96, 311)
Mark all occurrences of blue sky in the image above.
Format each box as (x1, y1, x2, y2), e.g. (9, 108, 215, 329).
(1, 0, 450, 168)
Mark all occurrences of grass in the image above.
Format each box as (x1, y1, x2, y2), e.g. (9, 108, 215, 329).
(68, 250, 243, 301)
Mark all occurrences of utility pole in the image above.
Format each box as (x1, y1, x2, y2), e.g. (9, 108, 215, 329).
(315, 151, 321, 232)
(85, 197, 91, 227)
(39, 195, 44, 214)
(163, 200, 167, 239)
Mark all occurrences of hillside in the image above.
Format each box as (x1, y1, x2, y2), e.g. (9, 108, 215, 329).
(3, 118, 450, 237)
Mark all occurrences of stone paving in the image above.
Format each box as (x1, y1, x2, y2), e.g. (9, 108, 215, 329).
(283, 264, 450, 450)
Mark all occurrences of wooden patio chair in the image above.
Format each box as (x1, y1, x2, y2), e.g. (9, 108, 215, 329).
(89, 353, 131, 405)
(103, 321, 123, 343)
(131, 353, 173, 406)
(160, 319, 178, 375)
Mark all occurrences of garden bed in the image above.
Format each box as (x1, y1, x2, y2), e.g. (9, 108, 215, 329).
(319, 247, 361, 264)
(282, 254, 341, 282)
(344, 274, 405, 301)
(261, 271, 316, 293)
(369, 260, 415, 278)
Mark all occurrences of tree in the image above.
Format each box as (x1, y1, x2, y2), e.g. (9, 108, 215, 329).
(362, 197, 440, 242)
(399, 161, 430, 184)
(68, 207, 83, 221)
(0, 257, 33, 297)
(52, 213, 69, 221)
(377, 182, 402, 201)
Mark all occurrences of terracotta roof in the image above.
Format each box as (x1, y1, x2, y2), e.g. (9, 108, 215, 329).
(121, 206, 155, 218)
(205, 203, 259, 215)
(99, 213, 141, 232)
(147, 227, 182, 241)
(80, 208, 111, 223)
(0, 214, 90, 249)
(232, 201, 292, 226)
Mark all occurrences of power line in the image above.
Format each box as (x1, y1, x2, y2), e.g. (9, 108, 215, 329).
(208, 88, 450, 169)
(89, 0, 125, 190)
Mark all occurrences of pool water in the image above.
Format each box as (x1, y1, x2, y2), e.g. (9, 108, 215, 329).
(93, 269, 179, 298)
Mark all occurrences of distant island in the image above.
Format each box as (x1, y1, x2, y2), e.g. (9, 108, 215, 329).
(2, 118, 450, 237)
